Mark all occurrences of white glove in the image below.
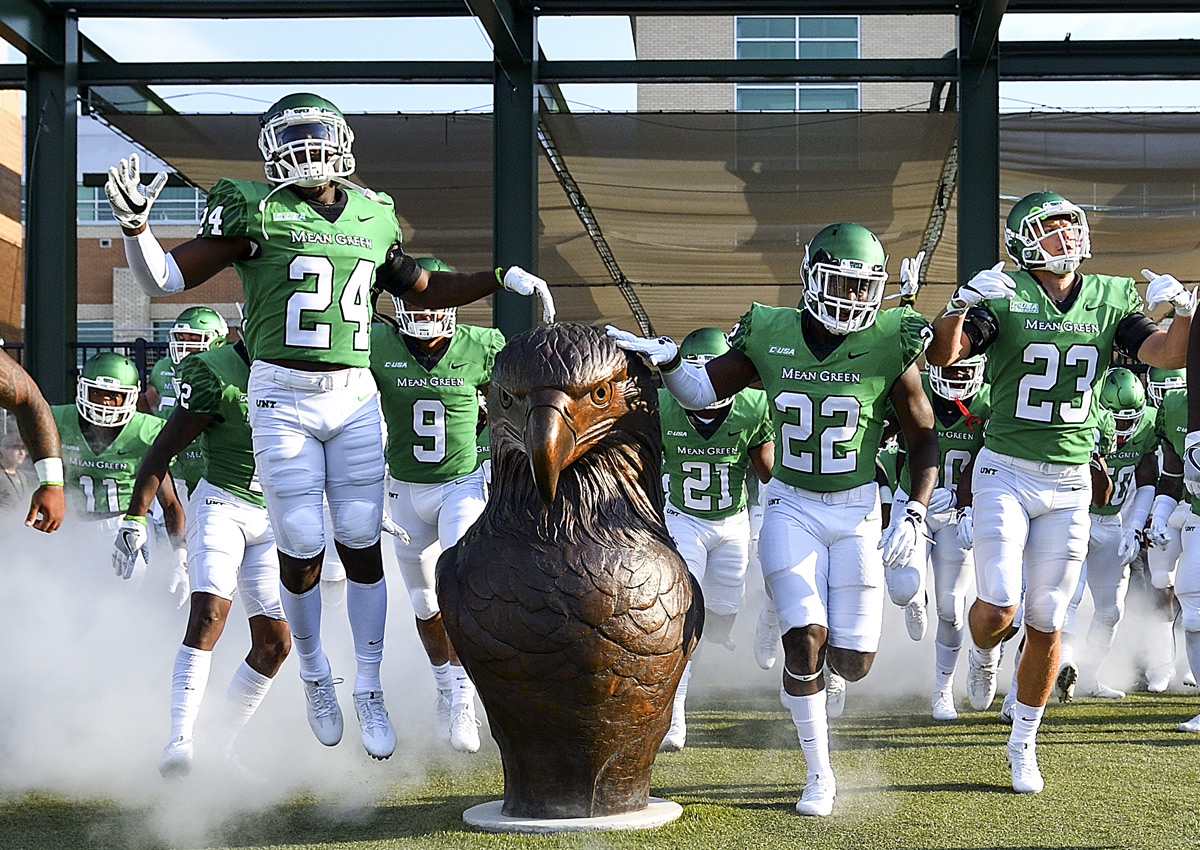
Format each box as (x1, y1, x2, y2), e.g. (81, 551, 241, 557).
(167, 548, 190, 608)
(927, 487, 955, 516)
(879, 502, 926, 570)
(112, 515, 150, 580)
(954, 506, 974, 549)
(1116, 529, 1141, 567)
(1143, 269, 1197, 317)
(105, 153, 168, 230)
(1146, 494, 1177, 549)
(501, 267, 555, 324)
(889, 250, 926, 301)
(1186, 432, 1200, 499)
(944, 262, 1015, 316)
(605, 325, 679, 367)
(381, 514, 410, 545)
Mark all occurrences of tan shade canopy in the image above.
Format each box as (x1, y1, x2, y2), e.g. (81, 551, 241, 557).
(103, 110, 1200, 338)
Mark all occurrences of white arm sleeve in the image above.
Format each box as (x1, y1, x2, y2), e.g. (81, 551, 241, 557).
(1126, 484, 1156, 531)
(123, 229, 186, 296)
(660, 359, 718, 410)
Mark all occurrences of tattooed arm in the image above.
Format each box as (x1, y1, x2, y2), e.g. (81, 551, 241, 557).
(0, 353, 64, 532)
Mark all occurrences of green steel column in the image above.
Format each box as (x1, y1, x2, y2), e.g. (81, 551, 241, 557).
(956, 29, 1000, 286)
(492, 11, 538, 339)
(24, 15, 78, 403)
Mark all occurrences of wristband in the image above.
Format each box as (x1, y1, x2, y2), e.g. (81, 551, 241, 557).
(34, 457, 63, 486)
(122, 513, 147, 525)
(495, 267, 504, 287)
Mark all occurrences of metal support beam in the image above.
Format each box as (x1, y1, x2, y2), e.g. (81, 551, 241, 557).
(0, 0, 65, 63)
(491, 8, 538, 339)
(957, 18, 1000, 288)
(468, 0, 528, 65)
(24, 13, 78, 402)
(542, 57, 957, 83)
(1000, 39, 1200, 79)
(77, 60, 494, 86)
(963, 0, 1008, 66)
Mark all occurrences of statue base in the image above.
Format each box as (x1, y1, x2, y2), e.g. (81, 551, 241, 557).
(462, 798, 683, 834)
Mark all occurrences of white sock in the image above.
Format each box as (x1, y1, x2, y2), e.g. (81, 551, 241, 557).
(346, 577, 387, 693)
(674, 660, 693, 714)
(934, 641, 960, 692)
(214, 661, 273, 759)
(169, 646, 212, 745)
(450, 663, 476, 709)
(972, 643, 1000, 670)
(1185, 630, 1200, 683)
(1149, 617, 1179, 671)
(431, 661, 454, 696)
(1008, 643, 1023, 697)
(280, 582, 328, 682)
(1008, 700, 1045, 749)
(1059, 637, 1075, 669)
(781, 690, 833, 778)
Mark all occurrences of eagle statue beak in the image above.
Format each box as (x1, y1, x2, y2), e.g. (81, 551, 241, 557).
(524, 388, 578, 504)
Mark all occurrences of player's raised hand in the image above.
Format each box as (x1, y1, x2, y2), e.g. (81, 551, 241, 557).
(944, 262, 1015, 316)
(105, 153, 168, 231)
(1143, 268, 1197, 316)
(501, 267, 555, 324)
(605, 325, 679, 367)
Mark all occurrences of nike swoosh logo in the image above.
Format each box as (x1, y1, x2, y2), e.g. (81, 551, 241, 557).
(1082, 303, 1100, 312)
(357, 215, 374, 222)
(449, 363, 467, 370)
(727, 431, 740, 438)
(367, 638, 383, 646)
(358, 393, 374, 402)
(847, 351, 868, 359)
(116, 449, 136, 456)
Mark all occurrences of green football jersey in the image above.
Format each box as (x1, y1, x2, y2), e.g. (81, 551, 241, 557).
(1093, 405, 1157, 517)
(659, 387, 772, 521)
(52, 406, 165, 516)
(899, 377, 990, 494)
(148, 355, 177, 418)
(1155, 388, 1199, 515)
(176, 342, 262, 506)
(198, 178, 402, 367)
(370, 324, 505, 484)
(729, 304, 931, 492)
(980, 270, 1143, 465)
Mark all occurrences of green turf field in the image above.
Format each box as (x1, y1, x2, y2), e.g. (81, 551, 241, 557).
(3, 688, 1199, 850)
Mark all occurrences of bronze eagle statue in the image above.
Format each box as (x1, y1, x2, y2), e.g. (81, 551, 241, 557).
(437, 322, 702, 819)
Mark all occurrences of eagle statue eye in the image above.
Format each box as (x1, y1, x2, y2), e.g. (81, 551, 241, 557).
(499, 388, 515, 409)
(589, 382, 612, 408)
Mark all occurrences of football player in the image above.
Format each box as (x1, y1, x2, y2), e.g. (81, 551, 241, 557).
(369, 257, 504, 755)
(1058, 368, 1159, 702)
(120, 335, 290, 777)
(0, 352, 64, 532)
(104, 92, 553, 760)
(59, 352, 185, 585)
(657, 327, 774, 752)
(610, 221, 938, 817)
(928, 190, 1193, 793)
(890, 355, 990, 721)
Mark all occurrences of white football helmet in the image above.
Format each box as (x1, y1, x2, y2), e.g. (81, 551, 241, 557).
(929, 355, 987, 401)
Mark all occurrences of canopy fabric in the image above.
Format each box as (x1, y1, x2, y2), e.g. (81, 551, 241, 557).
(103, 110, 1200, 338)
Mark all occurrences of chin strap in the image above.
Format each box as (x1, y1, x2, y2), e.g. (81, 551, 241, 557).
(256, 175, 381, 240)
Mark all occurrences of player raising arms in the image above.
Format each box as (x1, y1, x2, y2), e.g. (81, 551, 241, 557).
(610, 222, 937, 817)
(928, 191, 1192, 793)
(105, 92, 554, 760)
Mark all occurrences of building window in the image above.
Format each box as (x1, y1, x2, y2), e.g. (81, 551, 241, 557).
(73, 184, 208, 225)
(152, 320, 175, 343)
(735, 16, 860, 112)
(76, 320, 114, 343)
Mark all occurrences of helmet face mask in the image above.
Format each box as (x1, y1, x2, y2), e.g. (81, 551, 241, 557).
(393, 257, 457, 340)
(800, 223, 889, 335)
(929, 354, 986, 401)
(1146, 366, 1186, 407)
(76, 352, 140, 428)
(679, 327, 733, 410)
(168, 306, 229, 365)
(258, 93, 355, 188)
(1099, 367, 1146, 442)
(1005, 192, 1091, 275)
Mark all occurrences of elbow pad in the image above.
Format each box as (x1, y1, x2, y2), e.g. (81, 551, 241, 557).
(661, 359, 718, 410)
(375, 242, 421, 297)
(123, 229, 185, 296)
